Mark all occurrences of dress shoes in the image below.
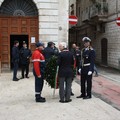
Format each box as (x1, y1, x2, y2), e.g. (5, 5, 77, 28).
(71, 92, 74, 96)
(13, 78, 19, 81)
(65, 99, 72, 103)
(76, 95, 86, 98)
(59, 100, 65, 103)
(36, 97, 46, 103)
(83, 96, 92, 99)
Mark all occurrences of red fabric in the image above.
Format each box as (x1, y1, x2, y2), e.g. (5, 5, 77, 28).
(74, 58, 76, 69)
(32, 49, 45, 77)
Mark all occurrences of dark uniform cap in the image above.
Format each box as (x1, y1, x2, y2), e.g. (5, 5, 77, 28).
(36, 42, 44, 47)
(48, 42, 54, 47)
(82, 37, 91, 42)
(14, 40, 19, 45)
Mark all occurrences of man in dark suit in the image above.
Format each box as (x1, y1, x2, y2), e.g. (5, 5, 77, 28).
(43, 42, 55, 62)
(77, 37, 95, 99)
(20, 41, 32, 79)
(58, 42, 74, 103)
(12, 41, 19, 81)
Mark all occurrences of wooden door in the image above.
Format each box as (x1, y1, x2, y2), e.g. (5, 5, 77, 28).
(0, 16, 39, 70)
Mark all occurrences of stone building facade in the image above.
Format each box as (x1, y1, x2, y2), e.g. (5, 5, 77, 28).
(69, 0, 120, 70)
(0, 0, 69, 71)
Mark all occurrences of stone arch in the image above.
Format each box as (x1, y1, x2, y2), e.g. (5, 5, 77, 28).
(0, 0, 39, 16)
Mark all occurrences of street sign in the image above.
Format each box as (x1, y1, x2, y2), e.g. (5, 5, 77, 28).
(116, 17, 120, 26)
(69, 15, 78, 25)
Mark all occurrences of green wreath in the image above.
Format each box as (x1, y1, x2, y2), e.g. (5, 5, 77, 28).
(45, 56, 58, 88)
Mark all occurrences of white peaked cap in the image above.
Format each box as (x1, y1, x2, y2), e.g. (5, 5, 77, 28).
(82, 37, 91, 42)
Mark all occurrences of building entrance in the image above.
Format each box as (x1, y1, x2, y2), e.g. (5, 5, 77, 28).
(10, 35, 29, 69)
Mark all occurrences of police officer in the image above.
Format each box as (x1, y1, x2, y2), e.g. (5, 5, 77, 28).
(32, 42, 46, 102)
(20, 41, 32, 79)
(77, 37, 95, 99)
(12, 41, 19, 81)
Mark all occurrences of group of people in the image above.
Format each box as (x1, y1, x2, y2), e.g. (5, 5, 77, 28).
(12, 37, 96, 103)
(12, 41, 32, 81)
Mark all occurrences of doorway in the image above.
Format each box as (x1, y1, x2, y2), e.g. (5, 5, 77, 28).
(10, 35, 29, 69)
(101, 38, 108, 65)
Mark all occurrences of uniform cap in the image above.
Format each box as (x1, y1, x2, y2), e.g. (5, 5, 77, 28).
(47, 42, 54, 47)
(23, 41, 26, 45)
(36, 42, 44, 47)
(82, 37, 91, 42)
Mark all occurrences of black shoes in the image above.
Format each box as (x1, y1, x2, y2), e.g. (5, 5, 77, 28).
(71, 92, 74, 96)
(13, 78, 19, 81)
(83, 96, 92, 99)
(59, 100, 65, 103)
(65, 99, 72, 103)
(76, 94, 92, 99)
(59, 99, 72, 103)
(76, 95, 85, 98)
(36, 97, 46, 103)
(25, 74, 29, 78)
(35, 94, 46, 103)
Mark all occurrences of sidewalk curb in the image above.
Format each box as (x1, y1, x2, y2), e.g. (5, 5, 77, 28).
(99, 73, 120, 84)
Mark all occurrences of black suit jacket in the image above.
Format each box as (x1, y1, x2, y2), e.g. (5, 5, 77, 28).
(57, 50, 74, 77)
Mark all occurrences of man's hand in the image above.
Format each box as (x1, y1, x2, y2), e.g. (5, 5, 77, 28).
(38, 75, 41, 78)
(88, 71, 92, 75)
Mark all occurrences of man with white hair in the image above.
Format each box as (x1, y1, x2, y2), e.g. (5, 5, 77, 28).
(57, 42, 74, 103)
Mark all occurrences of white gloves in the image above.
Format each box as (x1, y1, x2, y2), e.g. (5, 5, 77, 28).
(78, 69, 92, 75)
(78, 69, 81, 73)
(88, 71, 92, 75)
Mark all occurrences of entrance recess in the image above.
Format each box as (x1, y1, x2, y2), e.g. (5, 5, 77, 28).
(10, 35, 29, 69)
(0, 0, 39, 70)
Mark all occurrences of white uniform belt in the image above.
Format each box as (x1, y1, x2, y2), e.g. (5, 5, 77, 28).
(83, 63, 90, 66)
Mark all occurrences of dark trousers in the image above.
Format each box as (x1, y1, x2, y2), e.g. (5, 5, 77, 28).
(13, 62, 19, 80)
(81, 74, 92, 97)
(21, 64, 29, 77)
(33, 70, 44, 95)
(59, 77, 72, 101)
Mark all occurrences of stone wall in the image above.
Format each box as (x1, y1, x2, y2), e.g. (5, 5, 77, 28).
(0, 0, 69, 46)
(75, 0, 120, 69)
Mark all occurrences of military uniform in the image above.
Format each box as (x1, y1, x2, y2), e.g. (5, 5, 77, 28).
(77, 37, 95, 99)
(20, 46, 32, 78)
(12, 44, 19, 81)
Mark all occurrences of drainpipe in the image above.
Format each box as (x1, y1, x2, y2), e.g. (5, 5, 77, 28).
(116, 0, 118, 17)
